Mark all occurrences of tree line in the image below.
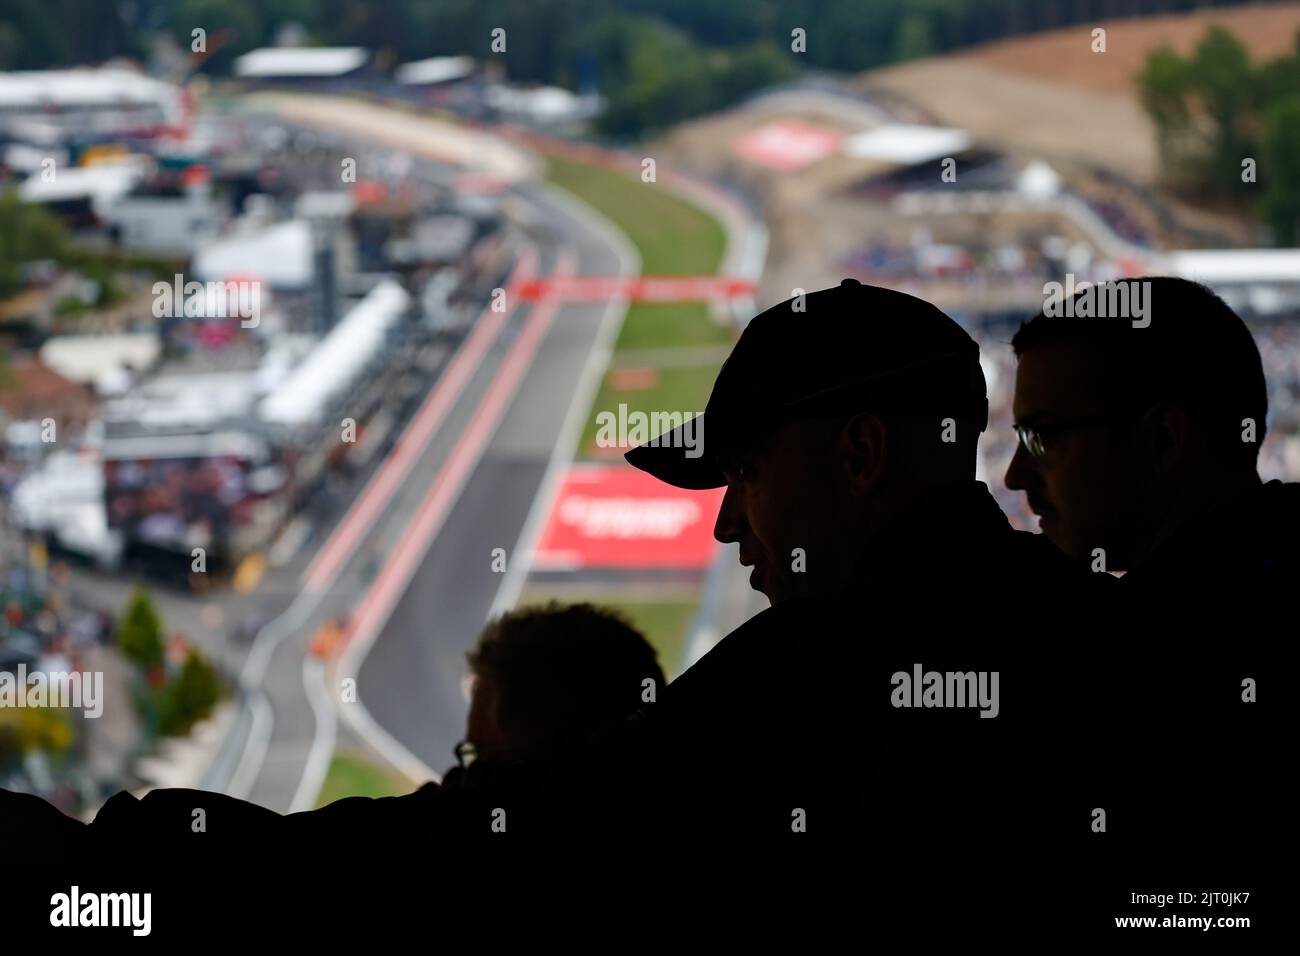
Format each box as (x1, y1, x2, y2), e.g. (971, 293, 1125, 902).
(1, 1, 1282, 136)
(1140, 25, 1300, 245)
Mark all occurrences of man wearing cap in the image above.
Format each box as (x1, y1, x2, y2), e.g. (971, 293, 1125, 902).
(0, 282, 1102, 932)
(629, 277, 1019, 605)
(525, 280, 1106, 926)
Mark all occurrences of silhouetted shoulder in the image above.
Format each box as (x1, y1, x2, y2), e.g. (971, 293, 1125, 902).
(82, 787, 284, 860)
(1124, 479, 1300, 595)
(1008, 526, 1110, 586)
(0, 787, 86, 860)
(1255, 479, 1300, 570)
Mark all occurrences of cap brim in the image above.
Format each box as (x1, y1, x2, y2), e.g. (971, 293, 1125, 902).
(624, 414, 724, 490)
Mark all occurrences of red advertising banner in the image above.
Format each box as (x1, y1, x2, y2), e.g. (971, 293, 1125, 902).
(534, 464, 724, 569)
(515, 275, 756, 302)
(731, 120, 843, 172)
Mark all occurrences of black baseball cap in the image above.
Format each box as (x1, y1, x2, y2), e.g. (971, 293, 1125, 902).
(625, 279, 989, 489)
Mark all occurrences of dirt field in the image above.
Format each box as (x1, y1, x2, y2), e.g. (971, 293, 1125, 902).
(649, 4, 1300, 302)
(861, 2, 1300, 184)
(962, 2, 1300, 94)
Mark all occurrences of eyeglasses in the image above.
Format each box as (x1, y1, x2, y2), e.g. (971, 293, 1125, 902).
(1014, 412, 1129, 458)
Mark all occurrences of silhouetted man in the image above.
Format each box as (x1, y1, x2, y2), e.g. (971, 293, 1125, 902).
(511, 279, 1108, 928)
(1004, 276, 1286, 923)
(2, 603, 663, 839)
(308, 601, 666, 811)
(0, 601, 667, 929)
(456, 601, 665, 772)
(1006, 276, 1296, 584)
(0, 282, 1115, 936)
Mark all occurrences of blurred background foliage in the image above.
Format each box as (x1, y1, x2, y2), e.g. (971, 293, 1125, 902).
(1, 1, 1288, 137)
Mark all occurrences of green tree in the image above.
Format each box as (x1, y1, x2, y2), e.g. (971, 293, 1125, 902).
(1191, 27, 1255, 195)
(119, 587, 165, 670)
(1140, 46, 1196, 189)
(1139, 23, 1300, 239)
(893, 13, 936, 62)
(159, 649, 224, 737)
(1260, 95, 1300, 246)
(0, 0, 141, 69)
(0, 189, 70, 299)
(716, 41, 797, 103)
(590, 16, 792, 138)
(1254, 28, 1300, 104)
(1139, 46, 1192, 128)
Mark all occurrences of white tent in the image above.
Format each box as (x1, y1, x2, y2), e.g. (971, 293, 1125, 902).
(396, 56, 475, 86)
(10, 450, 100, 528)
(1016, 160, 1062, 200)
(234, 47, 368, 79)
(843, 123, 972, 165)
(1155, 249, 1300, 285)
(193, 220, 314, 290)
(258, 280, 410, 427)
(40, 333, 161, 387)
(102, 372, 260, 432)
(8, 451, 123, 566)
(0, 67, 181, 119)
(19, 161, 146, 206)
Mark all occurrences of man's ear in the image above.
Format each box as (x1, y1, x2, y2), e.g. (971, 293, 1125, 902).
(840, 411, 888, 495)
(1136, 402, 1193, 474)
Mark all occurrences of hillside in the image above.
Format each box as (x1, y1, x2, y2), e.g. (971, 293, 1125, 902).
(860, 2, 1300, 184)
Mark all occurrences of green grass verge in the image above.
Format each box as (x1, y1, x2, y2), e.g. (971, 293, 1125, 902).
(518, 590, 699, 681)
(545, 151, 734, 458)
(535, 150, 725, 658)
(577, 364, 717, 459)
(314, 751, 413, 807)
(613, 301, 731, 351)
(545, 155, 727, 277)
(612, 600, 697, 681)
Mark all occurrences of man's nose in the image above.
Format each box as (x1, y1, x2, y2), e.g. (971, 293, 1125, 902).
(713, 483, 745, 544)
(1004, 440, 1037, 493)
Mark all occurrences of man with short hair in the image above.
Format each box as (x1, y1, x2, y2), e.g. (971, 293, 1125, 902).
(453, 601, 665, 773)
(1003, 276, 1287, 923)
(628, 279, 1045, 603)
(1005, 276, 1292, 579)
(0, 281, 1114, 936)
(1, 603, 666, 864)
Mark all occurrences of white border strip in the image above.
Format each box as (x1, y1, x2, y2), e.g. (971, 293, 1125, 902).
(488, 183, 642, 617)
(323, 250, 579, 790)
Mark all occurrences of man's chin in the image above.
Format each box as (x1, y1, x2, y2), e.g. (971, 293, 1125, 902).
(749, 565, 784, 605)
(1050, 529, 1101, 567)
(1036, 520, 1072, 555)
(756, 574, 806, 608)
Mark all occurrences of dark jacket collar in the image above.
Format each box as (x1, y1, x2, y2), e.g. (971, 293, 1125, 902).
(1125, 479, 1300, 586)
(679, 480, 1065, 690)
(854, 479, 1013, 575)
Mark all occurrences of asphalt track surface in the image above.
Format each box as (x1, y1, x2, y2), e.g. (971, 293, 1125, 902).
(207, 174, 636, 812)
(357, 182, 634, 775)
